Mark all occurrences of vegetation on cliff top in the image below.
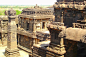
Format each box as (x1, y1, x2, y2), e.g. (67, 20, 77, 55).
(0, 10, 22, 15)
(0, 5, 50, 15)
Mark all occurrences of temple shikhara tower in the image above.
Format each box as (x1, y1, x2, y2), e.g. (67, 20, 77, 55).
(5, 9, 20, 57)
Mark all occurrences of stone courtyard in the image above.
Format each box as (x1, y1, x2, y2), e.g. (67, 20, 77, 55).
(0, 46, 29, 57)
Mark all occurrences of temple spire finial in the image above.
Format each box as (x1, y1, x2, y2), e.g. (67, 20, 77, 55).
(34, 4, 40, 9)
(36, 4, 37, 6)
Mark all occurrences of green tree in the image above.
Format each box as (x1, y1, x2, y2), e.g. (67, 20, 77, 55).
(0, 10, 5, 15)
(16, 10, 22, 15)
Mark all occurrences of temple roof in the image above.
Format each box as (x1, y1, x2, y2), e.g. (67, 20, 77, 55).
(19, 4, 53, 16)
(22, 4, 43, 11)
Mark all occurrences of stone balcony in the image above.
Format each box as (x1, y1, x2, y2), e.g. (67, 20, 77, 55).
(47, 22, 65, 31)
(73, 23, 86, 29)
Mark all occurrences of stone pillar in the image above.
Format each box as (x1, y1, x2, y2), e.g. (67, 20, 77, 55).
(33, 19, 36, 32)
(21, 18, 24, 28)
(40, 22, 42, 30)
(5, 9, 20, 57)
(18, 17, 21, 28)
(24, 19, 27, 30)
(58, 38, 66, 57)
(33, 38, 35, 45)
(61, 12, 63, 23)
(17, 34, 20, 45)
(45, 22, 46, 29)
(33, 23, 36, 32)
(73, 23, 75, 28)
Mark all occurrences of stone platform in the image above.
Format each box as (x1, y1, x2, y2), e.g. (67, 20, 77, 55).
(0, 46, 29, 57)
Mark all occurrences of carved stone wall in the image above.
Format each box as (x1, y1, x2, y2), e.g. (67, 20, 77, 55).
(33, 46, 65, 57)
(54, 8, 83, 27)
(1, 33, 7, 46)
(50, 29, 60, 45)
(33, 47, 46, 57)
(55, 9, 62, 22)
(18, 35, 33, 50)
(0, 16, 8, 46)
(64, 40, 77, 57)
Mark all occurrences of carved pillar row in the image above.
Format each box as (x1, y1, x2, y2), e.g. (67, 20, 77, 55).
(61, 12, 63, 23)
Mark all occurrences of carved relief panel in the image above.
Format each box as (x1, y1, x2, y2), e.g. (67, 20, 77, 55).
(8, 32, 11, 41)
(55, 9, 62, 22)
(1, 21, 8, 32)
